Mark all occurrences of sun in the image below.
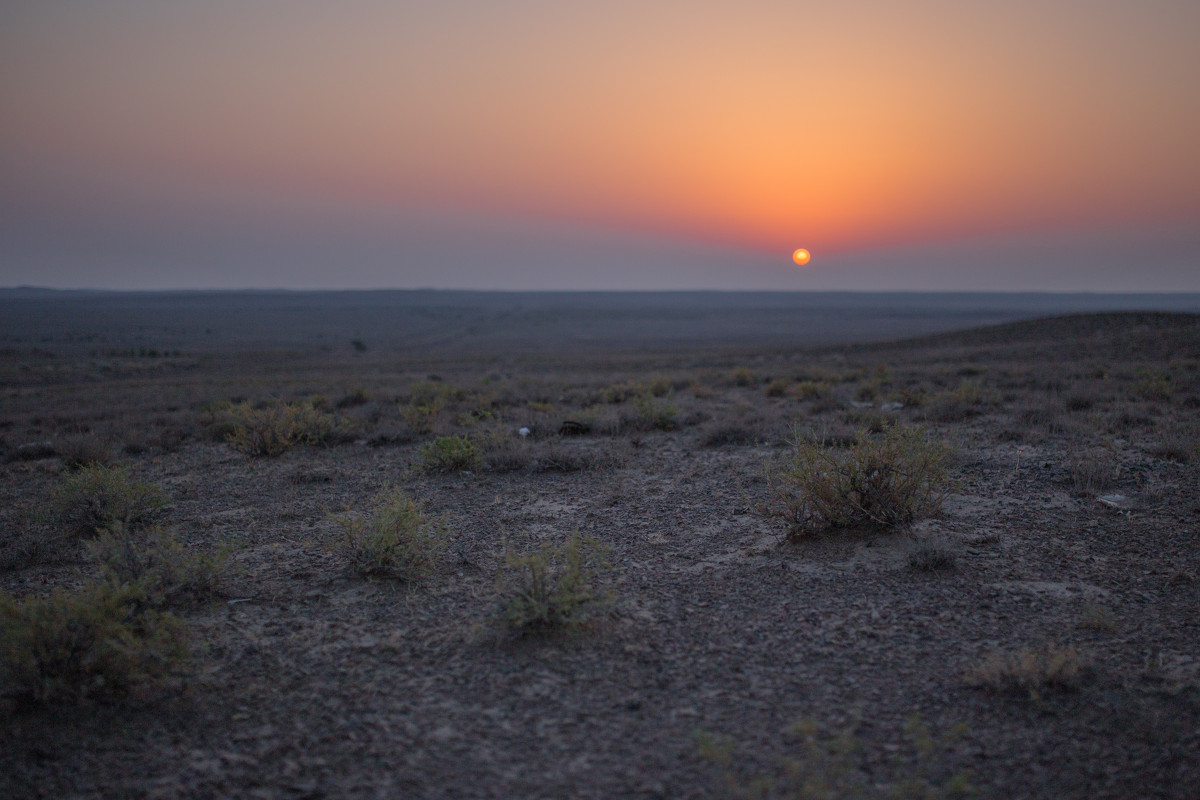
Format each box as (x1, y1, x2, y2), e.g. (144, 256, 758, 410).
(792, 248, 811, 266)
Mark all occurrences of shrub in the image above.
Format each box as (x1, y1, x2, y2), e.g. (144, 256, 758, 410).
(790, 380, 831, 401)
(625, 394, 678, 432)
(333, 489, 444, 580)
(495, 534, 613, 636)
(419, 435, 480, 473)
(43, 465, 167, 539)
(226, 402, 346, 456)
(1067, 446, 1120, 496)
(770, 425, 952, 535)
(58, 433, 112, 470)
(0, 582, 188, 707)
(965, 645, 1089, 700)
(764, 378, 790, 397)
(89, 525, 227, 610)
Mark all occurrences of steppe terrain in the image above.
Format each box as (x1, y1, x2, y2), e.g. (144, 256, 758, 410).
(2, 292, 1199, 799)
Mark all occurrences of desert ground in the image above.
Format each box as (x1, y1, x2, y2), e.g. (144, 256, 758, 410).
(2, 292, 1199, 799)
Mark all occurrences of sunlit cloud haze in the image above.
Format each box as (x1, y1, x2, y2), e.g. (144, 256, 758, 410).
(2, 0, 1198, 291)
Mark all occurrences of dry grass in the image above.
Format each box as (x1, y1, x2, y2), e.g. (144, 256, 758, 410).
(966, 645, 1089, 699)
(770, 425, 953, 535)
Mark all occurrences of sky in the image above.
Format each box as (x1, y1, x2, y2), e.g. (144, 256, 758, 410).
(2, 0, 1198, 291)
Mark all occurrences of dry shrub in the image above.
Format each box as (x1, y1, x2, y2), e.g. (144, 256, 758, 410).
(43, 465, 167, 539)
(771, 425, 952, 535)
(58, 433, 113, 470)
(0, 582, 188, 708)
(226, 401, 347, 457)
(89, 525, 228, 610)
(495, 534, 613, 637)
(1067, 446, 1121, 496)
(966, 645, 1089, 700)
(333, 489, 445, 580)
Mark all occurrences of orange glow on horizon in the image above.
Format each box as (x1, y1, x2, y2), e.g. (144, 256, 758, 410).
(2, 2, 1198, 262)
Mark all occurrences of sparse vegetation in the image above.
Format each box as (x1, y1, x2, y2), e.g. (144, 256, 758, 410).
(43, 465, 167, 539)
(333, 489, 445, 580)
(495, 534, 613, 636)
(226, 401, 346, 456)
(908, 541, 957, 572)
(770, 425, 952, 535)
(419, 434, 480, 473)
(0, 582, 188, 708)
(965, 644, 1089, 699)
(89, 524, 228, 610)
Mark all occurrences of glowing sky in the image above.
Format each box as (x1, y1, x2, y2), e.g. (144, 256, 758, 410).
(2, 0, 1198, 290)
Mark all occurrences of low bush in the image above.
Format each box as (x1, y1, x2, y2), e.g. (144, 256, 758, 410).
(965, 644, 1088, 700)
(908, 541, 957, 572)
(495, 534, 613, 637)
(0, 582, 188, 707)
(770, 425, 952, 535)
(333, 489, 445, 580)
(419, 435, 480, 473)
(58, 433, 113, 470)
(1066, 446, 1120, 496)
(623, 394, 678, 432)
(226, 401, 346, 456)
(43, 465, 167, 539)
(89, 525, 228, 610)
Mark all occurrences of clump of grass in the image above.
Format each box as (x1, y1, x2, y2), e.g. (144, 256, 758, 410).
(965, 644, 1089, 700)
(727, 367, 757, 387)
(791, 380, 831, 401)
(495, 534, 613, 637)
(908, 541, 957, 572)
(58, 433, 113, 470)
(226, 401, 346, 456)
(623, 394, 678, 432)
(1067, 445, 1121, 496)
(333, 489, 445, 580)
(480, 436, 534, 473)
(89, 525, 228, 610)
(419, 434, 480, 473)
(43, 465, 167, 539)
(0, 582, 188, 708)
(335, 386, 371, 409)
(770, 425, 952, 535)
(764, 378, 790, 397)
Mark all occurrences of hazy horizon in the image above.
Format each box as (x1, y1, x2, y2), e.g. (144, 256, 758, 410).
(2, 1, 1198, 292)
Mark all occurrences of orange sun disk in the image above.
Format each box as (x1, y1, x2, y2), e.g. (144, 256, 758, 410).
(792, 248, 811, 266)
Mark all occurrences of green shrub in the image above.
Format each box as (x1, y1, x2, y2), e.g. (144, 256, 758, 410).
(627, 394, 678, 432)
(226, 401, 346, 456)
(0, 582, 188, 707)
(44, 465, 167, 539)
(419, 435, 480, 473)
(495, 534, 613, 636)
(770, 425, 952, 535)
(89, 525, 227, 610)
(333, 489, 445, 580)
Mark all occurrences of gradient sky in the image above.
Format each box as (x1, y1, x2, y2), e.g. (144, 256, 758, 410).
(2, 0, 1198, 291)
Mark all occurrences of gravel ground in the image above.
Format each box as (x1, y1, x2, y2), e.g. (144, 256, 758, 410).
(2, 312, 1199, 799)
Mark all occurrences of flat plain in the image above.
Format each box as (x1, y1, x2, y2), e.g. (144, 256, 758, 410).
(2, 291, 1199, 799)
